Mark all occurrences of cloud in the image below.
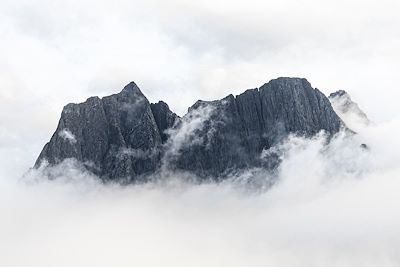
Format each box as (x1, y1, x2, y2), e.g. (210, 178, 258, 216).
(118, 147, 158, 160)
(1, 0, 400, 179)
(162, 103, 216, 167)
(58, 129, 77, 144)
(1, 1, 400, 266)
(329, 91, 371, 132)
(0, 117, 399, 267)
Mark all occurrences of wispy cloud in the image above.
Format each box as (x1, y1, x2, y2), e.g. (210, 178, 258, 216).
(58, 129, 77, 144)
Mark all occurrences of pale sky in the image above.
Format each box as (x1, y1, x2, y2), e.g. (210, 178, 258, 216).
(1, 0, 400, 176)
(3, 2, 400, 266)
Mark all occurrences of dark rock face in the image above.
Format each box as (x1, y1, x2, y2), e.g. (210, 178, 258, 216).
(150, 101, 180, 143)
(36, 77, 345, 181)
(172, 78, 344, 178)
(35, 82, 178, 181)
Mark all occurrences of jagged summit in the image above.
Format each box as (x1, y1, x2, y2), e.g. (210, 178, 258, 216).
(150, 101, 179, 143)
(191, 77, 323, 111)
(35, 77, 348, 181)
(262, 76, 308, 87)
(329, 89, 370, 128)
(330, 90, 348, 98)
(121, 81, 141, 93)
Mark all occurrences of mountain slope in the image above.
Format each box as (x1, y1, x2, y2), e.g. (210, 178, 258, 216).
(329, 90, 370, 131)
(35, 77, 346, 181)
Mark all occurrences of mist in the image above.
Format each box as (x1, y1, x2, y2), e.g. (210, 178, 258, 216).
(2, 112, 400, 267)
(2, 0, 400, 265)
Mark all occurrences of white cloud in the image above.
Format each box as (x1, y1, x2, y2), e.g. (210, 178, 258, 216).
(1, 0, 400, 177)
(1, 1, 400, 265)
(58, 129, 77, 144)
(163, 103, 215, 166)
(118, 147, 157, 159)
(329, 92, 371, 132)
(1, 119, 400, 266)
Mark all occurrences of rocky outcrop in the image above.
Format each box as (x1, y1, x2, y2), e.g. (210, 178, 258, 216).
(36, 77, 346, 181)
(172, 78, 344, 178)
(329, 90, 370, 130)
(35, 82, 178, 181)
(150, 101, 180, 143)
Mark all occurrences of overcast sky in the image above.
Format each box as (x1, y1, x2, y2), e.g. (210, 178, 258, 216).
(3, 2, 400, 265)
(1, 0, 400, 176)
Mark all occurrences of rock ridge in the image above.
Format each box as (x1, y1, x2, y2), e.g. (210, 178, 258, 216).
(36, 77, 346, 181)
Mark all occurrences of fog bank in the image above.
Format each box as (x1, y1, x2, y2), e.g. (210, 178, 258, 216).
(2, 117, 400, 267)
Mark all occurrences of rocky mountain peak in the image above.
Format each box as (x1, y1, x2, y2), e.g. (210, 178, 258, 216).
(329, 89, 370, 129)
(329, 90, 348, 98)
(36, 77, 349, 182)
(117, 81, 147, 101)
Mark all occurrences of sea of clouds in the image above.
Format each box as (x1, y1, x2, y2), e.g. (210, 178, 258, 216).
(1, 106, 400, 267)
(1, 0, 400, 265)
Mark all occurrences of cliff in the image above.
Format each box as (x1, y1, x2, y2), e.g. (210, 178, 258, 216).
(35, 77, 345, 181)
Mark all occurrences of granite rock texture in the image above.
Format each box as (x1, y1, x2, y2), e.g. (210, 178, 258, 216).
(36, 77, 345, 181)
(35, 82, 178, 181)
(172, 77, 344, 178)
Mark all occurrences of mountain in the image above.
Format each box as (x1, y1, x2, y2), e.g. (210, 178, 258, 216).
(329, 90, 370, 130)
(35, 77, 346, 181)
